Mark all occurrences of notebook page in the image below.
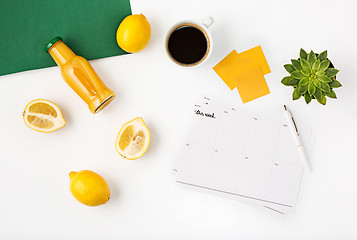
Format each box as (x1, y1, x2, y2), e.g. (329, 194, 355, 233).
(175, 96, 309, 209)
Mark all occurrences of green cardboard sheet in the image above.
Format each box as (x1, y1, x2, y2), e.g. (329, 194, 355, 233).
(0, 0, 132, 76)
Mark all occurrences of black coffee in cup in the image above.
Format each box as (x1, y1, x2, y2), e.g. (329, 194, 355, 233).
(167, 24, 209, 66)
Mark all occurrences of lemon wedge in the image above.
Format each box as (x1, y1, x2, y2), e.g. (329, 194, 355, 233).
(23, 99, 65, 133)
(115, 117, 150, 160)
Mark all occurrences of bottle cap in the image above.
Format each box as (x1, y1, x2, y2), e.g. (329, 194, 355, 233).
(45, 36, 63, 52)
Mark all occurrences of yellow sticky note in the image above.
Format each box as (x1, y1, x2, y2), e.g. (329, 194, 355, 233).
(236, 45, 271, 75)
(213, 46, 270, 90)
(213, 50, 240, 90)
(234, 66, 270, 103)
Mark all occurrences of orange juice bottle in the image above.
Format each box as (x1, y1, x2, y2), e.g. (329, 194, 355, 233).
(45, 36, 116, 114)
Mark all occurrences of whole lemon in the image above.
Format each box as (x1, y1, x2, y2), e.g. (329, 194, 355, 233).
(116, 14, 151, 53)
(69, 170, 111, 207)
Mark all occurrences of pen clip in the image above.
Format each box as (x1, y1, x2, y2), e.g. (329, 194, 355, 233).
(284, 105, 299, 134)
(291, 116, 299, 134)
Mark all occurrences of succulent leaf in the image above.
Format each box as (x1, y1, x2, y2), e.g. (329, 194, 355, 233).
(313, 78, 322, 89)
(298, 85, 308, 94)
(325, 89, 337, 98)
(319, 60, 330, 72)
(281, 76, 292, 86)
(301, 69, 310, 76)
(304, 93, 312, 104)
(300, 49, 308, 60)
(315, 70, 325, 77)
(281, 76, 293, 86)
(281, 77, 300, 86)
(293, 87, 302, 100)
(284, 64, 295, 73)
(300, 58, 311, 70)
(299, 77, 310, 85)
(308, 82, 316, 96)
(317, 94, 327, 105)
(289, 78, 300, 87)
(287, 78, 300, 86)
(318, 75, 333, 83)
(291, 59, 302, 70)
(312, 59, 321, 71)
(329, 79, 342, 88)
(307, 50, 317, 66)
(325, 68, 339, 77)
(291, 71, 305, 79)
(314, 88, 322, 101)
(320, 81, 331, 92)
(317, 50, 328, 61)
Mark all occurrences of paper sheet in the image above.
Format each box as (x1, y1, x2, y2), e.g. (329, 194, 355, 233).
(234, 67, 270, 103)
(213, 46, 271, 103)
(173, 96, 315, 216)
(235, 45, 271, 75)
(213, 50, 241, 90)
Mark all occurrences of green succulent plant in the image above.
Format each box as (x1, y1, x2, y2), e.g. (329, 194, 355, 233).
(281, 49, 341, 105)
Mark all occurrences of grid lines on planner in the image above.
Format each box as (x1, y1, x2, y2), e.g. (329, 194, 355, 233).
(175, 97, 307, 208)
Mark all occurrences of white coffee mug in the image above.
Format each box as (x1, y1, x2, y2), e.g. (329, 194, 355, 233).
(165, 17, 214, 67)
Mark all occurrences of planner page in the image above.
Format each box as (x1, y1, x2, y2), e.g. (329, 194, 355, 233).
(174, 96, 314, 212)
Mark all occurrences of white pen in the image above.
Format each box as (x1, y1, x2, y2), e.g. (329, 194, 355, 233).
(283, 105, 311, 172)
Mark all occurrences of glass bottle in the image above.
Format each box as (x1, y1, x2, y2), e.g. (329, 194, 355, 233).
(45, 36, 116, 114)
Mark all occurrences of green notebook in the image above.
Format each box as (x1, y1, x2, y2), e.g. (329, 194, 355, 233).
(0, 0, 132, 76)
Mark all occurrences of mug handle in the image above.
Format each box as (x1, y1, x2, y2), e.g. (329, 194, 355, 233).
(203, 17, 214, 28)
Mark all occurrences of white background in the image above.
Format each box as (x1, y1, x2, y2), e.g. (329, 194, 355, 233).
(1, 0, 357, 239)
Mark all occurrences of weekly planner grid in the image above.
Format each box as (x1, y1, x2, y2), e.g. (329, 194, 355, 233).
(173, 96, 315, 216)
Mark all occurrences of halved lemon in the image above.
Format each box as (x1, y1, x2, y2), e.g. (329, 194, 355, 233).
(23, 99, 66, 133)
(115, 117, 150, 160)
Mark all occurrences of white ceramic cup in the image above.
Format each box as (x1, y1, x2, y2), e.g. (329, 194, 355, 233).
(165, 17, 214, 67)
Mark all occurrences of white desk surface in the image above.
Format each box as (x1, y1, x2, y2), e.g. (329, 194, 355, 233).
(1, 0, 357, 239)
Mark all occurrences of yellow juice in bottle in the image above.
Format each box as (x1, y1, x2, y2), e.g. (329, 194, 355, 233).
(45, 36, 115, 114)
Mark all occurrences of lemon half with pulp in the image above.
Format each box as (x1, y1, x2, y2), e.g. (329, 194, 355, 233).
(23, 99, 65, 133)
(115, 117, 150, 160)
